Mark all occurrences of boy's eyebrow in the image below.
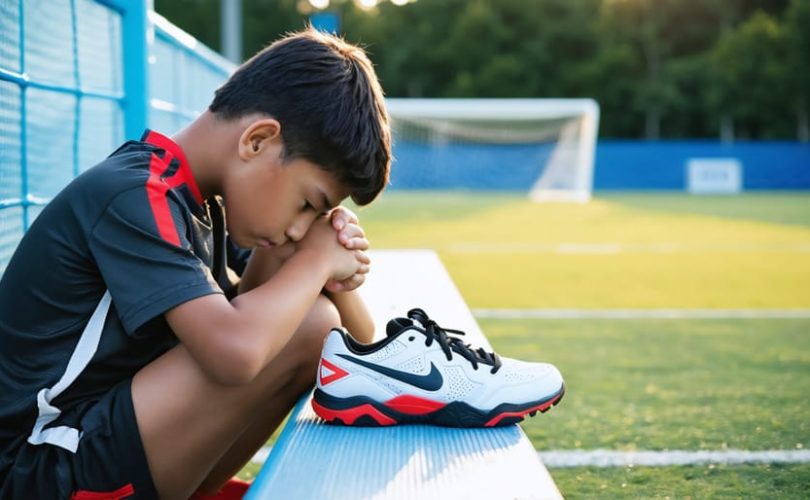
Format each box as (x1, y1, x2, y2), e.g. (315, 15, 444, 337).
(320, 190, 336, 211)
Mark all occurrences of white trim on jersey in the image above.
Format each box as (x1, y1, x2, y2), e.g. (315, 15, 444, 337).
(27, 291, 112, 453)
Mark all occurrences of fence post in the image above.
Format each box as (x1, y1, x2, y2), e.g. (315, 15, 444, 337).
(103, 0, 150, 140)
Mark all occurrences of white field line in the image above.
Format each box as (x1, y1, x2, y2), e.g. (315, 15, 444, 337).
(446, 242, 810, 254)
(250, 446, 810, 468)
(473, 309, 810, 320)
(538, 449, 810, 468)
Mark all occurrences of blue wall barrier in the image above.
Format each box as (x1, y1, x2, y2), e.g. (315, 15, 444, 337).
(390, 141, 555, 190)
(388, 139, 810, 191)
(0, 0, 234, 273)
(594, 140, 810, 191)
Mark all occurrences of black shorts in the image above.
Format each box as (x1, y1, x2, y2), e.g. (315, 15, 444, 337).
(0, 378, 158, 499)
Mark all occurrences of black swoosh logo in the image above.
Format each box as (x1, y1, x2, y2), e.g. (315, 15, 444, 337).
(336, 354, 443, 392)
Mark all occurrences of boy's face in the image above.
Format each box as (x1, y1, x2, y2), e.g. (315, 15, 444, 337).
(222, 120, 349, 249)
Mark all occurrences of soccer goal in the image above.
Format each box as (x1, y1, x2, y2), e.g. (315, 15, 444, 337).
(385, 98, 600, 202)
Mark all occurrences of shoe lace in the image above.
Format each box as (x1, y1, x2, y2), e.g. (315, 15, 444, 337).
(408, 308, 502, 374)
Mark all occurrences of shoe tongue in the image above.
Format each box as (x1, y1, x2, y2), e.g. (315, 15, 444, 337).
(385, 317, 423, 337)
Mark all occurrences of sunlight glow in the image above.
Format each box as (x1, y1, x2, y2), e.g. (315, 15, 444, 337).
(357, 0, 379, 10)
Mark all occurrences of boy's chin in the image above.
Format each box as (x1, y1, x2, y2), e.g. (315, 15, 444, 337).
(229, 233, 254, 249)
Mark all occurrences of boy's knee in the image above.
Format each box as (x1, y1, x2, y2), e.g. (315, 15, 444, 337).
(295, 294, 340, 370)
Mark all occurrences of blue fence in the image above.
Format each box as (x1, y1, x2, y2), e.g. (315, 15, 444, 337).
(391, 141, 556, 190)
(387, 140, 810, 191)
(148, 11, 236, 135)
(0, 0, 234, 273)
(595, 140, 810, 191)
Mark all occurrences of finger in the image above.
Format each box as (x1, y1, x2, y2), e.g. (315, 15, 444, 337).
(343, 237, 369, 251)
(329, 208, 346, 230)
(330, 206, 359, 230)
(336, 206, 359, 224)
(340, 222, 364, 236)
(339, 232, 367, 248)
(324, 280, 344, 293)
(331, 215, 346, 231)
(355, 250, 371, 265)
(338, 223, 365, 244)
(339, 273, 365, 292)
(350, 273, 366, 288)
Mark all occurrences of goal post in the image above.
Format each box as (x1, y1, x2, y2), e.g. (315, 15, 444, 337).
(385, 98, 600, 202)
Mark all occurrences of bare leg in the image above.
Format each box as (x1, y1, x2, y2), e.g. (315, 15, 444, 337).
(132, 295, 338, 500)
(194, 297, 329, 493)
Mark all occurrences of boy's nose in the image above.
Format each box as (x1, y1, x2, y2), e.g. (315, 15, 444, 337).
(285, 219, 308, 242)
(285, 227, 304, 242)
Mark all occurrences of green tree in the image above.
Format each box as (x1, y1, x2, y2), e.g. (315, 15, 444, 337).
(707, 10, 792, 140)
(596, 0, 673, 139)
(153, 0, 801, 139)
(785, 0, 810, 141)
(340, 0, 600, 99)
(595, 0, 730, 139)
(154, 0, 221, 51)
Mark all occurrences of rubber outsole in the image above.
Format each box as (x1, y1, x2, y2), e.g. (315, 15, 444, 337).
(312, 383, 565, 428)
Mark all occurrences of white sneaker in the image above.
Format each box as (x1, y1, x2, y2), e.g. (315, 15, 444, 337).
(312, 308, 565, 427)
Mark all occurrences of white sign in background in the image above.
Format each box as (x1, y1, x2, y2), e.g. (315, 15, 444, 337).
(687, 158, 743, 194)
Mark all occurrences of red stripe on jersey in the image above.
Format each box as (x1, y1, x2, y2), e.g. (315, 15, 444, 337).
(143, 130, 204, 205)
(71, 483, 135, 499)
(146, 153, 181, 246)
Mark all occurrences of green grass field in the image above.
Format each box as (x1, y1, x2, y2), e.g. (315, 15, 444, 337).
(486, 318, 809, 452)
(242, 192, 810, 497)
(357, 192, 810, 309)
(488, 317, 810, 498)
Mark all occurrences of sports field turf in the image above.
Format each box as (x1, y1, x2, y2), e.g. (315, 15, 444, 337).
(242, 192, 810, 497)
(487, 317, 810, 498)
(357, 192, 810, 309)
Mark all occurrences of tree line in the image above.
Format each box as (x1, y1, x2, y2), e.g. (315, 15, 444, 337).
(156, 0, 810, 140)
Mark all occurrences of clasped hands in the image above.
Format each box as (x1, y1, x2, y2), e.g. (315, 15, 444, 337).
(271, 206, 369, 294)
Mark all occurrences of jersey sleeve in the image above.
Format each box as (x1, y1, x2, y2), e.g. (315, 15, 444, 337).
(88, 187, 222, 335)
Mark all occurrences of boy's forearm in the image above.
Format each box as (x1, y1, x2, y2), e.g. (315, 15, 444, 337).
(168, 249, 331, 385)
(238, 246, 289, 295)
(231, 249, 331, 365)
(325, 289, 375, 343)
(240, 246, 375, 342)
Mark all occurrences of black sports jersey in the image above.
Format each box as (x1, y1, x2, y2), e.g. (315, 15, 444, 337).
(0, 130, 249, 472)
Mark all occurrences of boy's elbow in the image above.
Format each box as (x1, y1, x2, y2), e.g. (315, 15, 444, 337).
(169, 298, 267, 385)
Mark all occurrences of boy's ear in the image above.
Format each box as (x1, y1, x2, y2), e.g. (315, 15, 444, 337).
(238, 118, 282, 161)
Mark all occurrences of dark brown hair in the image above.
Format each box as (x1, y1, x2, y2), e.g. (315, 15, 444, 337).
(210, 29, 391, 205)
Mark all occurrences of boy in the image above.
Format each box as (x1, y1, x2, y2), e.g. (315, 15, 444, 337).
(0, 29, 389, 499)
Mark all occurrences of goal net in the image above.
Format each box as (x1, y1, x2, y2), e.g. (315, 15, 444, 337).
(385, 98, 600, 202)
